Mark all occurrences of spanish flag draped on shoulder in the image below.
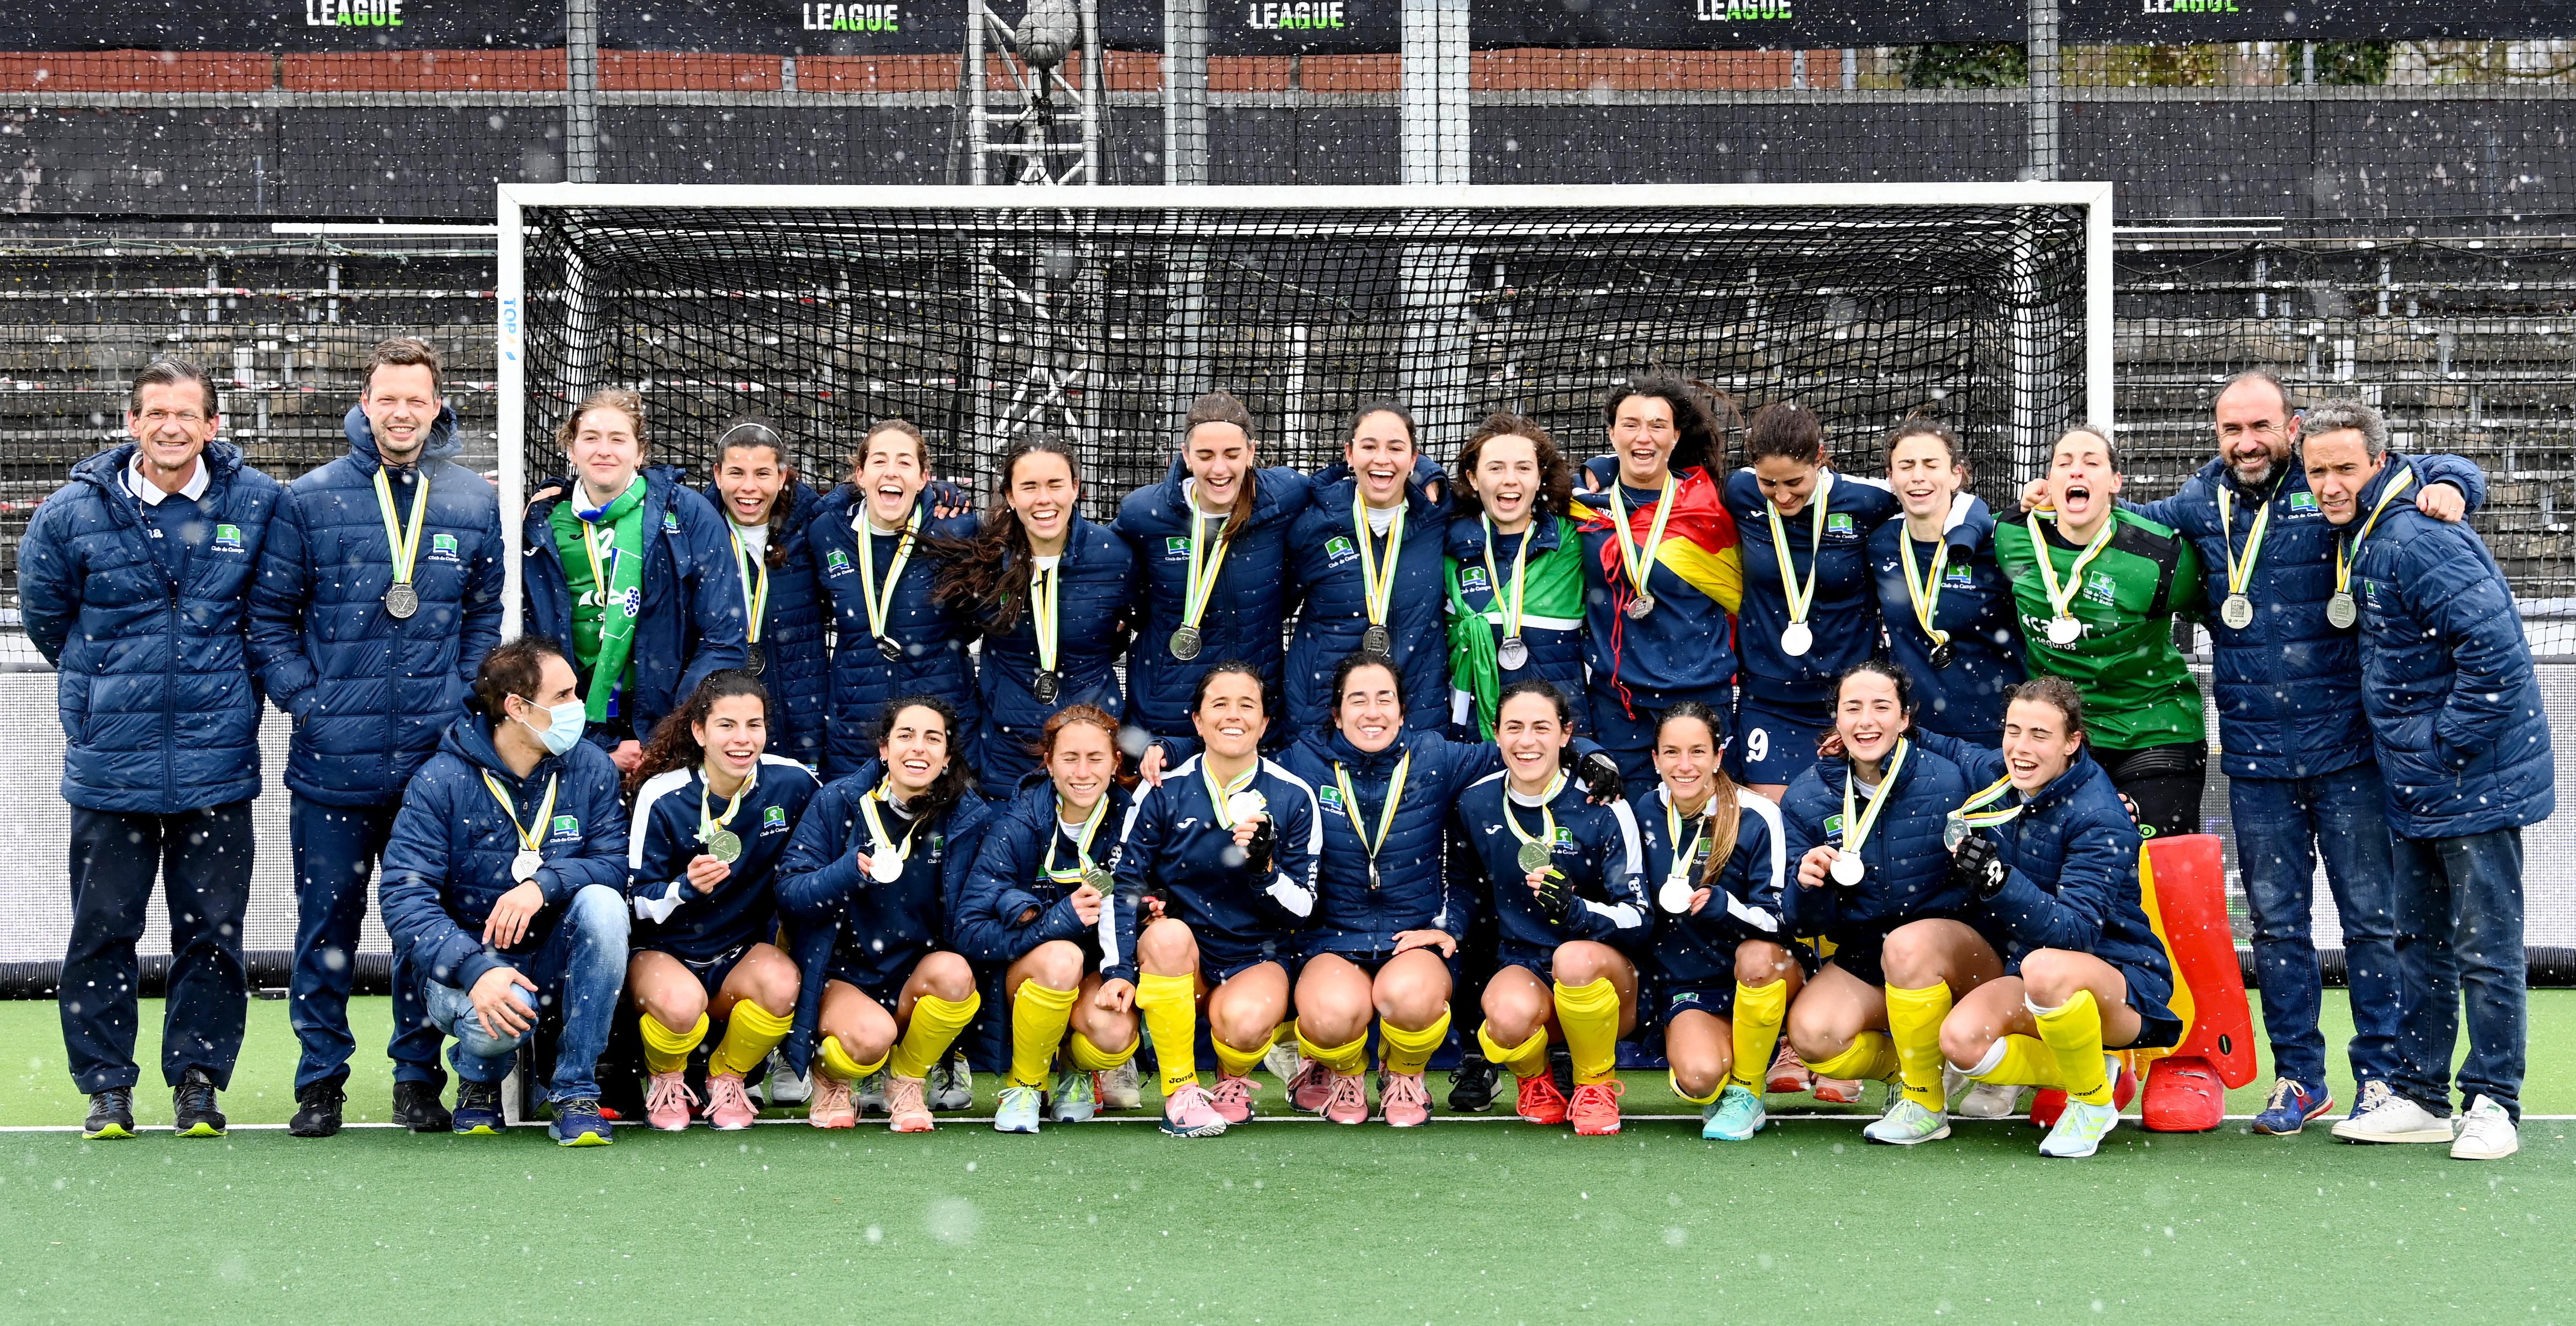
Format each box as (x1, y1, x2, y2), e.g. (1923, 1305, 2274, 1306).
(1570, 466, 1745, 708)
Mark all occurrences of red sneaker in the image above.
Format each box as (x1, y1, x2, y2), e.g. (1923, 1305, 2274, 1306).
(2141, 1054, 2219, 1133)
(1286, 1060, 1331, 1115)
(1568, 1080, 1625, 1135)
(1514, 1073, 1569, 1126)
(1210, 1074, 1257, 1124)
(1811, 1076, 1865, 1105)
(1765, 1041, 1812, 1095)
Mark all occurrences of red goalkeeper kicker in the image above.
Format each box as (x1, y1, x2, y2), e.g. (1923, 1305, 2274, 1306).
(2137, 833, 2256, 1089)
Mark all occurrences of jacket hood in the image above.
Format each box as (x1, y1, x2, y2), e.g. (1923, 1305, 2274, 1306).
(1155, 452, 1301, 525)
(1307, 726, 1408, 774)
(701, 477, 822, 533)
(437, 709, 568, 784)
(2025, 749, 2108, 815)
(344, 401, 463, 470)
(72, 437, 246, 493)
(1447, 507, 1566, 559)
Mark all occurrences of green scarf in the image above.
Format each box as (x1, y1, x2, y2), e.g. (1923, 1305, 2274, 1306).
(548, 476, 649, 723)
(1445, 515, 1586, 739)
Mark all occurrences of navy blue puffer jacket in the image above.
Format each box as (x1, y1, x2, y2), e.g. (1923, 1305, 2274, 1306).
(1113, 458, 1314, 739)
(377, 713, 631, 993)
(1777, 739, 1974, 950)
(699, 479, 830, 768)
(247, 405, 506, 806)
(1282, 471, 1452, 738)
(2343, 461, 2555, 839)
(806, 486, 981, 780)
(522, 466, 747, 749)
(19, 439, 282, 813)
(952, 778, 1135, 965)
(1274, 727, 1506, 956)
(2132, 451, 2484, 781)
(965, 512, 1137, 798)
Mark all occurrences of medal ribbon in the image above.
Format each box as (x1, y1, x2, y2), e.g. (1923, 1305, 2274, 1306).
(1028, 558, 1062, 675)
(2216, 483, 2277, 603)
(1332, 751, 1413, 872)
(1898, 531, 1952, 647)
(856, 506, 923, 644)
(1042, 792, 1110, 885)
(1764, 469, 1835, 627)
(1664, 789, 1708, 893)
(2025, 509, 2119, 626)
(2333, 467, 2418, 597)
(1951, 774, 2024, 835)
(373, 466, 431, 591)
(728, 523, 771, 646)
(1202, 757, 1260, 830)
(698, 770, 751, 847)
(859, 783, 923, 872)
(1180, 508, 1232, 633)
(1480, 512, 1531, 641)
(1351, 490, 1406, 631)
(1503, 771, 1568, 867)
(480, 771, 560, 856)
(1838, 738, 1911, 865)
(1606, 475, 1676, 607)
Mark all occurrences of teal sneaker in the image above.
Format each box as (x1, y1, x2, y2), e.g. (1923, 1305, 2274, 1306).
(1051, 1068, 1099, 1124)
(2040, 1097, 2121, 1157)
(993, 1085, 1043, 1134)
(1703, 1084, 1766, 1141)
(1861, 1096, 1950, 1146)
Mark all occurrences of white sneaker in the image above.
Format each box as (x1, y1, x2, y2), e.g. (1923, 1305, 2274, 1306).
(2450, 1094, 2518, 1161)
(928, 1051, 975, 1111)
(1099, 1060, 1143, 1110)
(1264, 1039, 1305, 1085)
(1861, 1097, 1951, 1146)
(1955, 1081, 2024, 1119)
(855, 1068, 889, 1116)
(758, 1053, 811, 1107)
(2330, 1084, 2454, 1144)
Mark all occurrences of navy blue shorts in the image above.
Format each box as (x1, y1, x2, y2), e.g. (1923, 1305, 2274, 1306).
(1203, 949, 1302, 987)
(1587, 687, 1732, 794)
(1652, 978, 1739, 1024)
(1729, 693, 1827, 787)
(645, 941, 755, 1000)
(1301, 946, 1463, 987)
(1492, 942, 1641, 982)
(2003, 952, 2185, 1053)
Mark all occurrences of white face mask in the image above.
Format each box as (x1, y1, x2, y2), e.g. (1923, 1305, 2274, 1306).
(515, 698, 586, 757)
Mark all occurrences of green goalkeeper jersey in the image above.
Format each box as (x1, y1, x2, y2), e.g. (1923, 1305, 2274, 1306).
(1992, 507, 2208, 751)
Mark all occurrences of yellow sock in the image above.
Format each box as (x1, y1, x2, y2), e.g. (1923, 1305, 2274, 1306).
(1275, 1019, 1298, 1047)
(1297, 1029, 1369, 1076)
(1804, 1030, 1900, 1083)
(1967, 1034, 2063, 1089)
(640, 1012, 709, 1075)
(1136, 972, 1201, 1095)
(2031, 990, 2112, 1105)
(1213, 1035, 1271, 1080)
(1669, 1068, 1721, 1107)
(888, 991, 982, 1081)
(1883, 981, 1956, 1110)
(1552, 978, 1621, 1086)
(1477, 1022, 1550, 1080)
(1378, 1009, 1451, 1077)
(1006, 981, 1079, 1089)
(1726, 979, 1790, 1090)
(1069, 1030, 1136, 1072)
(711, 1002, 793, 1078)
(817, 1034, 887, 1083)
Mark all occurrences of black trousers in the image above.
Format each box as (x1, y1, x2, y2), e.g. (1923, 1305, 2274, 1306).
(2095, 741, 2210, 842)
(59, 801, 255, 1094)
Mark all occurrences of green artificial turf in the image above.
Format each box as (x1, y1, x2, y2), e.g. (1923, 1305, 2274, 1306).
(4, 994, 2575, 1321)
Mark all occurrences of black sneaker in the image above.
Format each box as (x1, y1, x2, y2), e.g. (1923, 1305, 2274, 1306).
(1549, 1045, 1575, 1097)
(1447, 1053, 1498, 1113)
(391, 1079, 453, 1134)
(289, 1078, 347, 1138)
(83, 1087, 135, 1140)
(173, 1067, 227, 1138)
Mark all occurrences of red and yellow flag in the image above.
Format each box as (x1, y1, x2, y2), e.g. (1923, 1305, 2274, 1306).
(1568, 465, 1745, 614)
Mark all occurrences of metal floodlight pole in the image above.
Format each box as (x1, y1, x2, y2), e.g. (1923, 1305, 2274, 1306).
(1163, 0, 1207, 186)
(1399, 0, 1473, 444)
(2026, 0, 2059, 184)
(565, 0, 600, 183)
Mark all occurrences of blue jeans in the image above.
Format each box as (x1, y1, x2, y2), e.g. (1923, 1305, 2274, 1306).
(289, 795, 441, 1092)
(2228, 763, 2401, 1089)
(2389, 827, 2526, 1120)
(422, 884, 630, 1103)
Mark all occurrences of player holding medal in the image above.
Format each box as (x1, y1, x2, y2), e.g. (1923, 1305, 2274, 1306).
(1726, 402, 1901, 800)
(775, 695, 993, 1132)
(1114, 391, 1314, 745)
(1570, 375, 1746, 789)
(1105, 662, 1323, 1137)
(1282, 402, 1453, 736)
(807, 419, 979, 779)
(1451, 680, 1650, 1135)
(1444, 413, 1590, 739)
(1993, 427, 2208, 839)
(1775, 661, 1977, 1133)
(936, 436, 1139, 798)
(621, 671, 818, 1132)
(1868, 418, 2022, 739)
(953, 706, 1144, 1133)
(702, 416, 829, 766)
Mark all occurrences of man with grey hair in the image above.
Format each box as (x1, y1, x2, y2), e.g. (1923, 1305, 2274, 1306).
(2303, 396, 2546, 1161)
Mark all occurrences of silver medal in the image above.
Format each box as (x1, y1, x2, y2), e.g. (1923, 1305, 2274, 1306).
(705, 829, 743, 864)
(1033, 669, 1059, 705)
(511, 848, 542, 883)
(1658, 876, 1694, 914)
(2221, 593, 2255, 631)
(384, 582, 419, 619)
(2327, 591, 2358, 629)
(743, 643, 764, 676)
(875, 635, 902, 663)
(1942, 814, 1969, 852)
(1780, 621, 1813, 657)
(1225, 790, 1267, 824)
(1516, 839, 1553, 873)
(1829, 852, 1865, 887)
(1624, 593, 1656, 620)
(869, 849, 905, 884)
(1362, 624, 1392, 656)
(2045, 616, 2082, 647)
(1081, 865, 1113, 893)
(1169, 626, 1202, 661)
(1498, 635, 1530, 671)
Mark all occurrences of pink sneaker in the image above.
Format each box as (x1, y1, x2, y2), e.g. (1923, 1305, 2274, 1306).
(887, 1074, 934, 1132)
(704, 1073, 757, 1131)
(644, 1070, 698, 1132)
(1380, 1071, 1431, 1127)
(1285, 1059, 1331, 1114)
(1209, 1074, 1257, 1124)
(1158, 1082, 1228, 1137)
(807, 1073, 855, 1129)
(1322, 1072, 1368, 1125)
(1766, 1041, 1813, 1095)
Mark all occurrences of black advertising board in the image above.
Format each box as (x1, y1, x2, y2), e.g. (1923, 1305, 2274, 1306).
(5, 0, 558, 50)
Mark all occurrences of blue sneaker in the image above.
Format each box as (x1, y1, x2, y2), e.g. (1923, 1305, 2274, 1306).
(1703, 1084, 1767, 1141)
(550, 1097, 614, 1147)
(451, 1080, 504, 1135)
(2250, 1076, 2333, 1135)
